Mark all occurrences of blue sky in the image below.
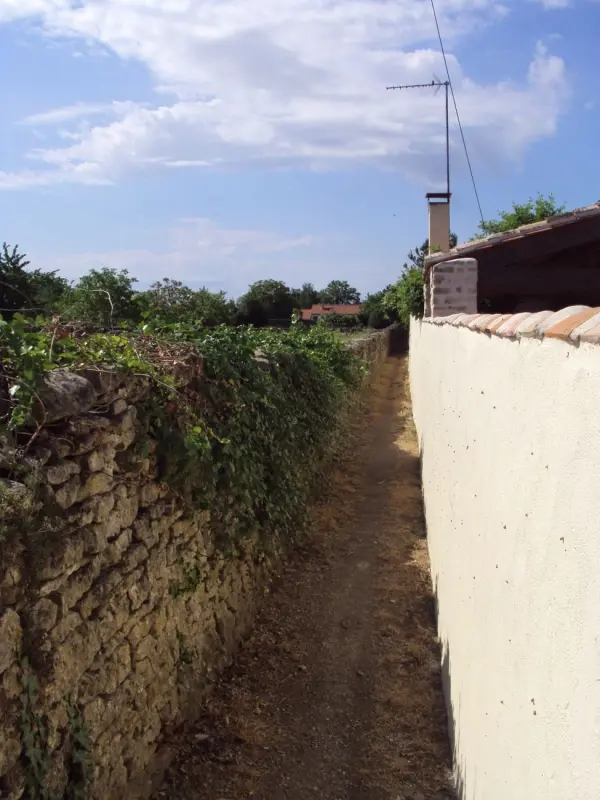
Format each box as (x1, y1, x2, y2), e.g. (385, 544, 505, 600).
(0, 0, 598, 299)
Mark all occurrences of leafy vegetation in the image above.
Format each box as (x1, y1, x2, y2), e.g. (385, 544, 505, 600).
(0, 315, 362, 550)
(18, 657, 91, 800)
(0, 243, 372, 333)
(19, 657, 53, 800)
(64, 702, 92, 800)
(321, 312, 363, 329)
(236, 279, 297, 326)
(0, 244, 68, 320)
(59, 267, 141, 328)
(383, 269, 426, 326)
(291, 282, 319, 310)
(474, 193, 565, 238)
(137, 278, 237, 327)
(318, 279, 361, 305)
(0, 239, 386, 557)
(360, 289, 396, 329)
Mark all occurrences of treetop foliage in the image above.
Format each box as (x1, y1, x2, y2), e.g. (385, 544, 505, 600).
(474, 193, 566, 238)
(0, 247, 365, 330)
(3, 192, 563, 333)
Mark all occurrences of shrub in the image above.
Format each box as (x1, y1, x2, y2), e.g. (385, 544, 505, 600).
(383, 268, 424, 327)
(0, 320, 362, 551)
(322, 313, 363, 329)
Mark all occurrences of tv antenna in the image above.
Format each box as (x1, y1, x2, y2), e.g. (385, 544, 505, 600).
(386, 76, 450, 198)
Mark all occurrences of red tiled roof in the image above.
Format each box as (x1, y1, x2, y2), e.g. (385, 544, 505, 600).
(300, 304, 363, 321)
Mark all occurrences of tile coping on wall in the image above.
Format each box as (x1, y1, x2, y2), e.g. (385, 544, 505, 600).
(424, 306, 600, 345)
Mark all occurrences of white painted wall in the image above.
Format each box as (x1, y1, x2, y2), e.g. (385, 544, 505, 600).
(410, 318, 600, 800)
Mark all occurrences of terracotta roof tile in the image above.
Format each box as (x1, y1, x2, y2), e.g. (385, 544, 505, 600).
(570, 311, 600, 343)
(486, 314, 511, 333)
(544, 307, 599, 340)
(515, 311, 554, 338)
(445, 313, 478, 326)
(577, 322, 600, 344)
(536, 306, 590, 336)
(468, 314, 495, 330)
(421, 304, 600, 349)
(496, 313, 534, 338)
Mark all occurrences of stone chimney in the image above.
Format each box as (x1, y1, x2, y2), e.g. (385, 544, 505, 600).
(426, 192, 451, 254)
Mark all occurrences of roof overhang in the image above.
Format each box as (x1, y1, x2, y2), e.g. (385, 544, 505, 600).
(424, 201, 600, 283)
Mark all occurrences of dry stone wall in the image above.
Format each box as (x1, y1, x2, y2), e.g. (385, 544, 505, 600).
(0, 327, 392, 800)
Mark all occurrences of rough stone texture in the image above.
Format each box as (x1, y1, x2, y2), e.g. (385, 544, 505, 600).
(346, 327, 393, 379)
(35, 369, 97, 423)
(0, 327, 392, 800)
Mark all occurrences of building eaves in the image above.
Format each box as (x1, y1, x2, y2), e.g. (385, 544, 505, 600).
(423, 201, 600, 272)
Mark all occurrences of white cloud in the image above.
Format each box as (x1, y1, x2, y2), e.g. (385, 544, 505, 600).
(0, 165, 113, 190)
(35, 218, 316, 296)
(0, 0, 570, 189)
(535, 0, 571, 8)
(20, 100, 142, 126)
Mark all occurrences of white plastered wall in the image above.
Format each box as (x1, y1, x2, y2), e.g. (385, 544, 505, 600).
(409, 317, 600, 800)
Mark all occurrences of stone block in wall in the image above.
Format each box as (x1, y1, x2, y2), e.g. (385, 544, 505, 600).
(0, 721, 22, 781)
(30, 598, 59, 632)
(54, 475, 81, 509)
(0, 610, 21, 674)
(35, 370, 96, 423)
(46, 460, 81, 486)
(0, 566, 23, 607)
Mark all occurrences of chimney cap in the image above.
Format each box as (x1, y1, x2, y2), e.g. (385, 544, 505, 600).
(426, 192, 451, 202)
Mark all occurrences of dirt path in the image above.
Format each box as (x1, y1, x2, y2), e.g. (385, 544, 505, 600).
(155, 356, 454, 800)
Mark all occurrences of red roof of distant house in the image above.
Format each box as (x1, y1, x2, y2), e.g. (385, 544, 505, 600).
(300, 304, 363, 321)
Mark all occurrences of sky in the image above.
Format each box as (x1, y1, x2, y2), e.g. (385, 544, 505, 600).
(0, 0, 598, 299)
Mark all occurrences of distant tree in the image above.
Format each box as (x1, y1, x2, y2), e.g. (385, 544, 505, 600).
(0, 243, 69, 320)
(474, 193, 565, 238)
(319, 280, 361, 305)
(138, 279, 236, 327)
(30, 269, 71, 316)
(361, 289, 396, 329)
(291, 282, 319, 310)
(60, 267, 140, 327)
(383, 269, 424, 327)
(237, 279, 295, 326)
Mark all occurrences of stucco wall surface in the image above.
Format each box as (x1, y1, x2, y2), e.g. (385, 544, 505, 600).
(410, 314, 600, 800)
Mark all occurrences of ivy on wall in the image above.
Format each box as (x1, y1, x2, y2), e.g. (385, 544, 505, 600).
(0, 318, 363, 550)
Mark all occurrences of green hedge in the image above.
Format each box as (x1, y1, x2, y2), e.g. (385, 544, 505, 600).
(0, 319, 363, 550)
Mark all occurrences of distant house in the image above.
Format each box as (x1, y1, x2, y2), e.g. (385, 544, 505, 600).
(300, 303, 363, 322)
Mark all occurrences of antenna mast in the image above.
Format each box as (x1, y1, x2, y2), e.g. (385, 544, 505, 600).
(386, 80, 450, 198)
